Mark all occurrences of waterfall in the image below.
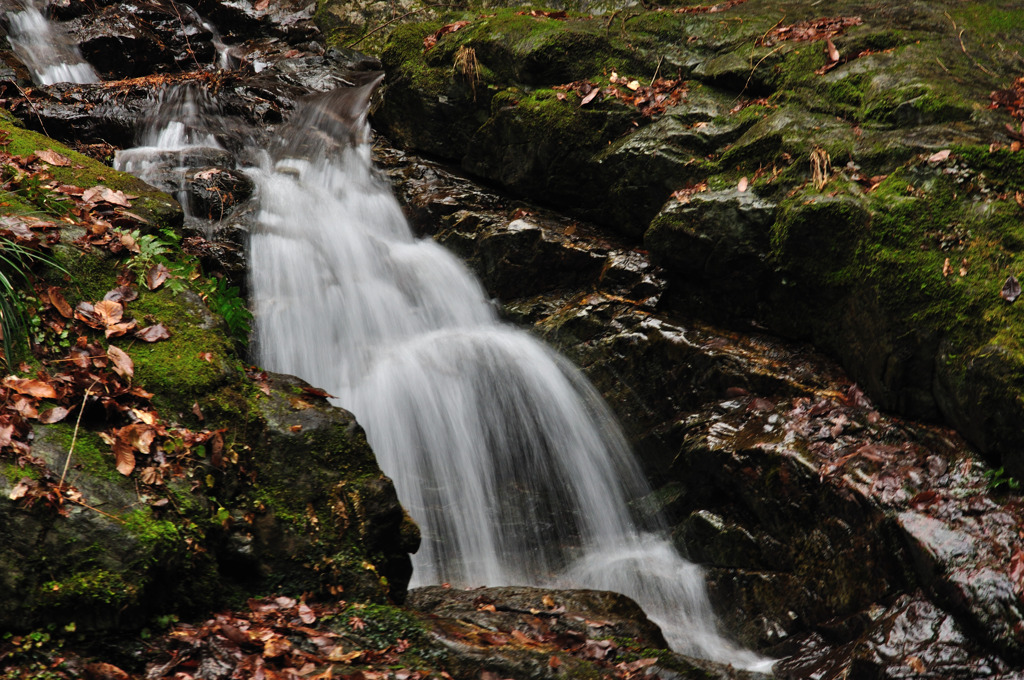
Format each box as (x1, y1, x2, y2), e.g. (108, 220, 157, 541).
(116, 77, 770, 669)
(3, 0, 99, 85)
(247, 79, 768, 669)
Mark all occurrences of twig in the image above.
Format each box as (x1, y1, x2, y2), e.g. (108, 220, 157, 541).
(738, 44, 784, 100)
(347, 7, 431, 48)
(58, 379, 98, 492)
(944, 11, 996, 77)
(66, 495, 126, 524)
(12, 82, 49, 138)
(650, 55, 664, 86)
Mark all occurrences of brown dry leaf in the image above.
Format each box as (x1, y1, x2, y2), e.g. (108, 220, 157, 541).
(289, 424, 302, 432)
(1015, 191, 1024, 209)
(626, 79, 641, 91)
(103, 285, 139, 303)
(905, 656, 926, 673)
(146, 263, 171, 290)
(107, 345, 134, 379)
(263, 637, 292, 658)
(738, 176, 749, 192)
(423, 20, 471, 50)
(120, 423, 155, 454)
(1001, 274, 1021, 302)
(94, 299, 124, 326)
(198, 352, 214, 363)
(580, 87, 600, 106)
(928, 149, 951, 163)
(105, 321, 137, 339)
(113, 437, 136, 476)
(959, 258, 968, 277)
(135, 323, 172, 342)
(255, 0, 270, 10)
(548, 656, 562, 669)
(942, 257, 952, 278)
(290, 397, 314, 410)
(36, 149, 72, 166)
(39, 406, 70, 424)
(3, 376, 58, 399)
(541, 594, 557, 609)
(8, 478, 32, 501)
(48, 286, 74, 318)
(131, 408, 158, 425)
(298, 602, 317, 624)
(12, 394, 39, 419)
(140, 466, 162, 485)
(825, 37, 839, 63)
(83, 662, 130, 680)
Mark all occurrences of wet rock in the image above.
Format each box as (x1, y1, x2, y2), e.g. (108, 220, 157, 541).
(186, 166, 255, 219)
(408, 585, 668, 649)
(645, 189, 777, 318)
(407, 585, 770, 680)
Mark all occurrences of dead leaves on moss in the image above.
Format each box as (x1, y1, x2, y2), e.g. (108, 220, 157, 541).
(423, 21, 471, 50)
(555, 73, 688, 117)
(758, 16, 864, 46)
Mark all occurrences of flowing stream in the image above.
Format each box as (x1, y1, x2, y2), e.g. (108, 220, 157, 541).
(113, 74, 769, 669)
(3, 0, 98, 85)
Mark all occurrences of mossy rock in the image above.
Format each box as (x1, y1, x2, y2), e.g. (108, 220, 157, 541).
(0, 115, 418, 635)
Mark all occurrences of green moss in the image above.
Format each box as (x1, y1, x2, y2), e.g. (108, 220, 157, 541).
(2, 462, 39, 484)
(37, 568, 139, 610)
(123, 508, 183, 561)
(0, 117, 181, 229)
(45, 425, 122, 485)
(128, 287, 234, 417)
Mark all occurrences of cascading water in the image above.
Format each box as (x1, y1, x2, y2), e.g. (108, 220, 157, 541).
(245, 79, 769, 670)
(116, 77, 769, 670)
(3, 0, 98, 85)
(115, 85, 230, 230)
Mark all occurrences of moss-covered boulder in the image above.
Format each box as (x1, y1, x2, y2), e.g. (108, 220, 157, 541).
(370, 0, 1024, 477)
(0, 115, 417, 638)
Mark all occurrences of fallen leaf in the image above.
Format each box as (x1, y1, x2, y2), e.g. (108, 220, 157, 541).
(423, 21, 471, 50)
(103, 285, 138, 303)
(928, 149, 951, 163)
(298, 602, 317, 624)
(580, 88, 600, 106)
(94, 300, 123, 326)
(8, 479, 30, 500)
(626, 79, 641, 91)
(255, 0, 269, 10)
(3, 377, 58, 399)
(942, 257, 952, 278)
(548, 656, 562, 669)
(905, 655, 926, 673)
(290, 424, 302, 432)
(39, 406, 70, 424)
(1001, 275, 1021, 302)
(36, 149, 71, 167)
(105, 321, 137, 339)
(146, 263, 171, 290)
(83, 662, 130, 680)
(301, 386, 335, 399)
(48, 286, 74, 318)
(107, 345, 134, 379)
(112, 437, 136, 476)
(198, 352, 214, 363)
(541, 594, 557, 609)
(737, 176, 749, 192)
(825, 37, 839, 63)
(135, 324, 171, 342)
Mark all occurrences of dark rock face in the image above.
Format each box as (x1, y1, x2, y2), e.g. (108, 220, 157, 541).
(369, 0, 1024, 481)
(376, 139, 1024, 677)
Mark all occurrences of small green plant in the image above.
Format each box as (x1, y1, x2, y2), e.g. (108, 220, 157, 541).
(0, 237, 66, 367)
(198, 275, 252, 346)
(984, 467, 1021, 492)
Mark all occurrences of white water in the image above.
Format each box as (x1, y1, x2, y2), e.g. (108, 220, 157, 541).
(119, 80, 771, 670)
(4, 0, 98, 85)
(114, 86, 227, 227)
